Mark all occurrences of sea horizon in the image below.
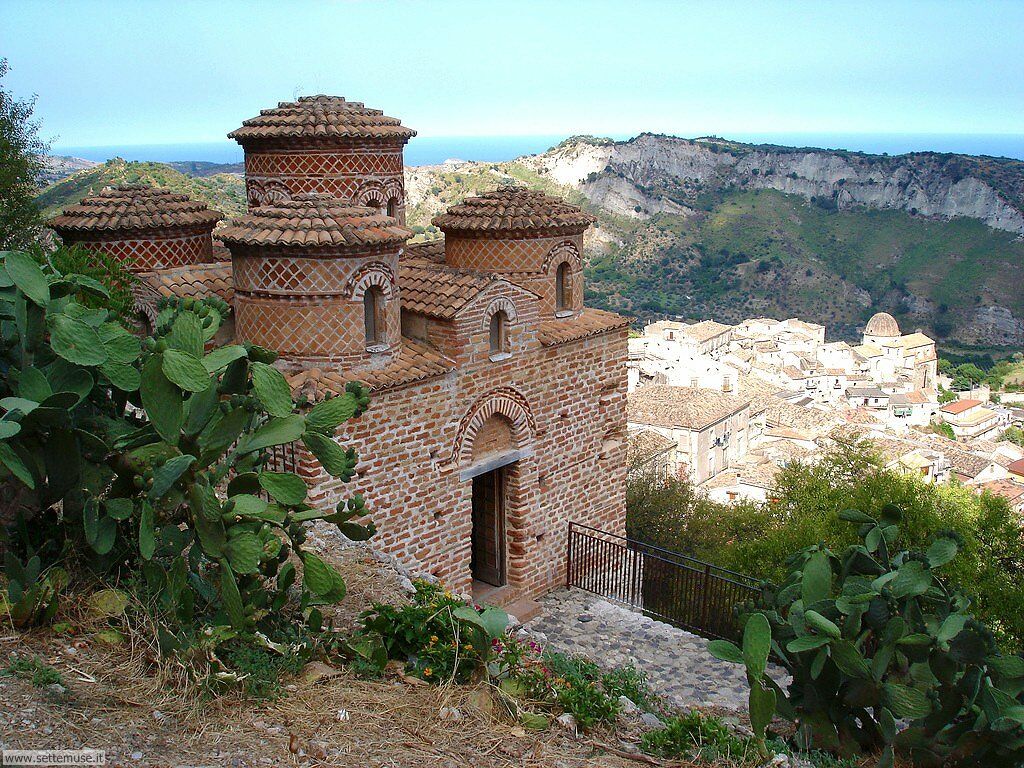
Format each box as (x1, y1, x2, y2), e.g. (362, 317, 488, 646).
(50, 131, 1024, 166)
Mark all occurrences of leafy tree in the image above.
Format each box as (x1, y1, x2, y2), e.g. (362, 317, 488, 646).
(1003, 427, 1024, 448)
(937, 387, 958, 404)
(955, 363, 986, 386)
(937, 358, 954, 375)
(934, 421, 956, 440)
(0, 59, 47, 250)
(627, 444, 1024, 650)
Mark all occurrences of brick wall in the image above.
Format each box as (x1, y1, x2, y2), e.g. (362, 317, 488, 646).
(304, 293, 627, 600)
(443, 233, 585, 319)
(66, 227, 214, 272)
(230, 244, 402, 368)
(243, 144, 407, 223)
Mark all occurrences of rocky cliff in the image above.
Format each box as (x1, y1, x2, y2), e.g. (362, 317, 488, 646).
(521, 134, 1024, 235)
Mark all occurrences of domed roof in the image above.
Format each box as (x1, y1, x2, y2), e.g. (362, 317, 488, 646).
(49, 184, 222, 234)
(432, 187, 596, 235)
(228, 95, 416, 143)
(218, 193, 410, 248)
(865, 311, 900, 337)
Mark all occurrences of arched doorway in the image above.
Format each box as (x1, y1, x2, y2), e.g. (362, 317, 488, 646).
(467, 415, 519, 586)
(450, 388, 536, 592)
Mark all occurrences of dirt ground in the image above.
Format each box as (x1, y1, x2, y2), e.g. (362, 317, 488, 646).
(0, 546, 685, 768)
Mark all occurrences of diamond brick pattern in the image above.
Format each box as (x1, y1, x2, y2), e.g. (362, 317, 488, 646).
(235, 289, 399, 364)
(233, 254, 396, 296)
(76, 233, 212, 272)
(245, 150, 403, 177)
(445, 235, 566, 273)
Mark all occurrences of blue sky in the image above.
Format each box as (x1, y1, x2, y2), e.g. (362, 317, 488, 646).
(2, 0, 1023, 146)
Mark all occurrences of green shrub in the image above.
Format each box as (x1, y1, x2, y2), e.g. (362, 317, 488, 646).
(641, 710, 750, 760)
(627, 444, 1024, 650)
(712, 506, 1024, 767)
(219, 641, 306, 699)
(4, 654, 64, 688)
(356, 581, 509, 684)
(0, 250, 373, 662)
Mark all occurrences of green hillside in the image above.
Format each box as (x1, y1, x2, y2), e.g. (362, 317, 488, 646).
(36, 158, 246, 219)
(586, 188, 1024, 343)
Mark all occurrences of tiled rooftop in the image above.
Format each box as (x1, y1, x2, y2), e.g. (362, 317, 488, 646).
(137, 261, 234, 303)
(682, 320, 733, 343)
(432, 187, 595, 235)
(403, 239, 446, 263)
(228, 95, 416, 142)
(286, 337, 454, 398)
(538, 308, 630, 346)
(941, 398, 982, 415)
(218, 195, 410, 248)
(49, 184, 222, 234)
(398, 260, 504, 320)
(627, 429, 675, 465)
(628, 385, 749, 431)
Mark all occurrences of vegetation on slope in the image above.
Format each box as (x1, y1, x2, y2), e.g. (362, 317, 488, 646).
(589, 188, 1024, 342)
(36, 157, 246, 219)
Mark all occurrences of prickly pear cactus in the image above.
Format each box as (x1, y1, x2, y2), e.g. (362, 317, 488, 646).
(0, 250, 374, 644)
(712, 504, 1024, 767)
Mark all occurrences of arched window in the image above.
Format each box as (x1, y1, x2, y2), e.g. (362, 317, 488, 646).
(489, 311, 509, 357)
(555, 262, 571, 312)
(386, 197, 399, 219)
(364, 286, 386, 346)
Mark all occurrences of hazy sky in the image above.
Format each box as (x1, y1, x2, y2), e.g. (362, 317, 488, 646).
(2, 0, 1023, 146)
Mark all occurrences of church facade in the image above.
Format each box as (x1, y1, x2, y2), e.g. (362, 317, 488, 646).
(50, 96, 628, 603)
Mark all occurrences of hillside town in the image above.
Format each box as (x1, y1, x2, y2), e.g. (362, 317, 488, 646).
(627, 312, 1024, 511)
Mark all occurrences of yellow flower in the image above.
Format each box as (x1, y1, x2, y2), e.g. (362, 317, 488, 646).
(463, 643, 473, 651)
(424, 667, 433, 677)
(429, 635, 438, 644)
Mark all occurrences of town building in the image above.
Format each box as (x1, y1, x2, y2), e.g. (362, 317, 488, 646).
(939, 398, 1002, 441)
(627, 385, 749, 484)
(51, 95, 630, 606)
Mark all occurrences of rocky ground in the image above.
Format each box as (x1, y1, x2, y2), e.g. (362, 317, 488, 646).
(528, 589, 790, 713)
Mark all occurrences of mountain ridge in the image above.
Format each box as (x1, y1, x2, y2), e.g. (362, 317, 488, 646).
(36, 137, 1024, 348)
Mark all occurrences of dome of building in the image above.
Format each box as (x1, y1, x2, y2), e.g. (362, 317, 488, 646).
(865, 311, 900, 338)
(218, 194, 410, 249)
(228, 95, 416, 144)
(49, 184, 222, 235)
(432, 187, 595, 236)
(48, 184, 222, 272)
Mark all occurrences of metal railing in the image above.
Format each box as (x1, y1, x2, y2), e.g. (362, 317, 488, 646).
(566, 522, 761, 641)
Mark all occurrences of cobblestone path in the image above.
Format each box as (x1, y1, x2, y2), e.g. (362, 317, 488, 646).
(526, 588, 789, 712)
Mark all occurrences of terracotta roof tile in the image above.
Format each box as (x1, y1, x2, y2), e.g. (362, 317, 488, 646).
(629, 385, 749, 431)
(627, 429, 675, 465)
(399, 261, 504, 320)
(228, 95, 415, 143)
(137, 261, 234, 303)
(49, 184, 222, 234)
(286, 338, 454, 398)
(538, 308, 630, 346)
(941, 398, 982, 415)
(403, 239, 446, 263)
(432, 187, 595, 235)
(219, 195, 410, 249)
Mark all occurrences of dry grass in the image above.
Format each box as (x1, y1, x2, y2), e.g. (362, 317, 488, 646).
(1, 622, 689, 767)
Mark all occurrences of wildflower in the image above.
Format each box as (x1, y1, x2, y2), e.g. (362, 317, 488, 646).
(424, 667, 433, 677)
(463, 643, 473, 651)
(429, 635, 438, 644)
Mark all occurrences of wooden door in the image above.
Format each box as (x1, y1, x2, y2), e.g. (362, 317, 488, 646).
(471, 469, 505, 586)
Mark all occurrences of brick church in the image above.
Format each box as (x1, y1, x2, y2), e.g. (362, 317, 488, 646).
(49, 96, 628, 603)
